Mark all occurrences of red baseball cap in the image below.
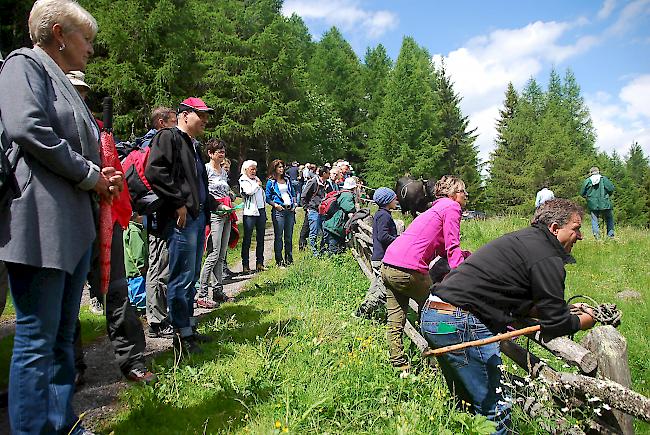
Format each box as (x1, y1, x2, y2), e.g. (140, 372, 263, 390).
(178, 97, 214, 113)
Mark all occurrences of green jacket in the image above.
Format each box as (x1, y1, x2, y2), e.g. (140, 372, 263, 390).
(124, 221, 148, 278)
(323, 191, 356, 238)
(580, 175, 615, 211)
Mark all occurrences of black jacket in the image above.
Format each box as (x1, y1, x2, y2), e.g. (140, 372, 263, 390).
(433, 224, 581, 338)
(145, 127, 214, 229)
(301, 176, 326, 210)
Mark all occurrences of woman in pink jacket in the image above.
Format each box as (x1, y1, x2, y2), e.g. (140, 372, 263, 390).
(381, 176, 471, 372)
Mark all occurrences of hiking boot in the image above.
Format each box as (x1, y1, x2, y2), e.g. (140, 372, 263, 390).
(223, 265, 235, 279)
(196, 298, 218, 309)
(173, 334, 203, 356)
(256, 263, 266, 272)
(125, 367, 157, 385)
(242, 266, 251, 274)
(89, 297, 103, 315)
(148, 324, 174, 339)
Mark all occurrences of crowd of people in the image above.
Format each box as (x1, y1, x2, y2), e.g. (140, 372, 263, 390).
(0, 1, 611, 434)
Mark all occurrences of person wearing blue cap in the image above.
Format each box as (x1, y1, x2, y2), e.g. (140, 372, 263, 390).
(355, 187, 399, 318)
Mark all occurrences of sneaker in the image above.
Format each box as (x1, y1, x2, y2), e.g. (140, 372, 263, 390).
(196, 298, 218, 309)
(89, 297, 103, 315)
(213, 290, 234, 304)
(223, 266, 235, 279)
(148, 324, 174, 338)
(125, 367, 157, 385)
(173, 334, 203, 356)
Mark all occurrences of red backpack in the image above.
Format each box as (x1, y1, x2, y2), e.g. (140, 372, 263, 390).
(318, 190, 341, 218)
(122, 147, 161, 214)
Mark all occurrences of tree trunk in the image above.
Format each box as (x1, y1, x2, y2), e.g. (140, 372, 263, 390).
(581, 326, 635, 434)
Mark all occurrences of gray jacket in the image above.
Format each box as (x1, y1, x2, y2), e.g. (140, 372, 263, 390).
(0, 48, 100, 274)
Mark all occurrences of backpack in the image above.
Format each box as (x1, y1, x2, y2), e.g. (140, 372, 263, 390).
(318, 190, 342, 218)
(122, 146, 162, 215)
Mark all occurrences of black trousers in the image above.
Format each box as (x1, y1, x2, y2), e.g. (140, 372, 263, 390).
(298, 208, 309, 249)
(74, 223, 146, 375)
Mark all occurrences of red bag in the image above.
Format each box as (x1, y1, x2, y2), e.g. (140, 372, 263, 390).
(318, 190, 341, 218)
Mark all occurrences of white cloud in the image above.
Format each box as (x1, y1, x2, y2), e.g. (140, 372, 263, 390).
(606, 0, 650, 35)
(598, 0, 617, 20)
(588, 75, 650, 156)
(432, 19, 597, 164)
(282, 0, 398, 39)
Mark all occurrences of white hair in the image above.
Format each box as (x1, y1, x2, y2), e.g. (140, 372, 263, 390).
(29, 0, 98, 45)
(240, 160, 257, 176)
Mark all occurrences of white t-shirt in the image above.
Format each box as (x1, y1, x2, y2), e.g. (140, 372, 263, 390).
(277, 181, 292, 206)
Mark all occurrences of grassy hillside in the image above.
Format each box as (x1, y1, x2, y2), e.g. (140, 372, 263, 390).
(104, 215, 649, 434)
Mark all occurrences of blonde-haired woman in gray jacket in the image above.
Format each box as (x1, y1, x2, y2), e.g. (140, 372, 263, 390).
(239, 160, 267, 273)
(0, 1, 121, 433)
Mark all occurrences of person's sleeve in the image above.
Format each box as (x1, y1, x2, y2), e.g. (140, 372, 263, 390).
(265, 180, 275, 205)
(605, 177, 615, 195)
(130, 226, 148, 271)
(239, 177, 258, 196)
(529, 257, 581, 338)
(580, 179, 589, 197)
(375, 213, 397, 246)
(0, 54, 99, 190)
(144, 129, 184, 209)
(442, 204, 466, 269)
(301, 178, 314, 203)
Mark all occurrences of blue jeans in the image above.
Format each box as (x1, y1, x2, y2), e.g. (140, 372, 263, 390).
(165, 211, 206, 337)
(590, 209, 614, 238)
(242, 208, 266, 268)
(291, 180, 301, 204)
(420, 305, 511, 435)
(271, 208, 295, 265)
(307, 209, 324, 256)
(324, 231, 345, 255)
(7, 248, 92, 435)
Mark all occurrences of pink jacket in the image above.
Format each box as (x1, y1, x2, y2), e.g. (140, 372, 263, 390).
(382, 197, 470, 273)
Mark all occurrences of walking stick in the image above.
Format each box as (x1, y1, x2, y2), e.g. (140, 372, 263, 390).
(422, 324, 541, 358)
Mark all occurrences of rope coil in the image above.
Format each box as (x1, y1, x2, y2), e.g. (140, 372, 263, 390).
(567, 294, 622, 327)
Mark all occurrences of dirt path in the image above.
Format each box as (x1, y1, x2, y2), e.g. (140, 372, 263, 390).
(0, 223, 276, 433)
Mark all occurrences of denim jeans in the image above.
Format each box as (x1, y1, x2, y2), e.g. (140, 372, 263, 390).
(307, 209, 324, 256)
(324, 231, 345, 255)
(291, 180, 301, 204)
(590, 209, 615, 238)
(7, 248, 92, 435)
(198, 213, 230, 298)
(271, 208, 295, 265)
(165, 210, 206, 337)
(420, 306, 511, 435)
(242, 208, 266, 269)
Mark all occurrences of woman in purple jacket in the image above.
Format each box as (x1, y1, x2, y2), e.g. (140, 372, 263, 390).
(381, 176, 471, 372)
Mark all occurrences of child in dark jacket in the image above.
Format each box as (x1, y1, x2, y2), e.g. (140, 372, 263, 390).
(355, 187, 398, 318)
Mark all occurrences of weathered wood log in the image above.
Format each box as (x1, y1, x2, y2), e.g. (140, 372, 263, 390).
(356, 219, 373, 235)
(582, 326, 635, 435)
(501, 340, 650, 423)
(531, 333, 598, 374)
(354, 230, 373, 245)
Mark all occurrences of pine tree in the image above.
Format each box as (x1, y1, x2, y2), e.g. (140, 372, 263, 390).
(433, 62, 482, 207)
(359, 44, 392, 169)
(364, 37, 444, 187)
(307, 27, 364, 163)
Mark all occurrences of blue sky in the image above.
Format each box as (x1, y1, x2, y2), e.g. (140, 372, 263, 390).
(282, 0, 650, 164)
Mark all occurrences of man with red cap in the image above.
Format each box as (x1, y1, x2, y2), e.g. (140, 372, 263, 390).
(145, 97, 216, 355)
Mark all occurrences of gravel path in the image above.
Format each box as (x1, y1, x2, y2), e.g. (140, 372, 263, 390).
(0, 222, 277, 433)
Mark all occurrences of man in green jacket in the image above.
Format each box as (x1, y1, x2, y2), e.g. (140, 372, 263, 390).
(580, 166, 615, 238)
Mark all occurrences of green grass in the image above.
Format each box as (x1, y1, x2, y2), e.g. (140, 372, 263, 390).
(104, 214, 649, 434)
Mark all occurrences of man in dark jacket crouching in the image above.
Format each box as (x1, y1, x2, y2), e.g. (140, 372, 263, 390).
(421, 199, 596, 434)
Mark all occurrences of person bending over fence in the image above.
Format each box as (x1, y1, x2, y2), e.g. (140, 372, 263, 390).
(421, 198, 596, 434)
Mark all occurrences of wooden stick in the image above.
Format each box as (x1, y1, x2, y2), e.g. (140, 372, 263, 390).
(422, 324, 541, 357)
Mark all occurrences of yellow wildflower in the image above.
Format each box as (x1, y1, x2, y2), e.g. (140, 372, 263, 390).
(275, 421, 282, 429)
